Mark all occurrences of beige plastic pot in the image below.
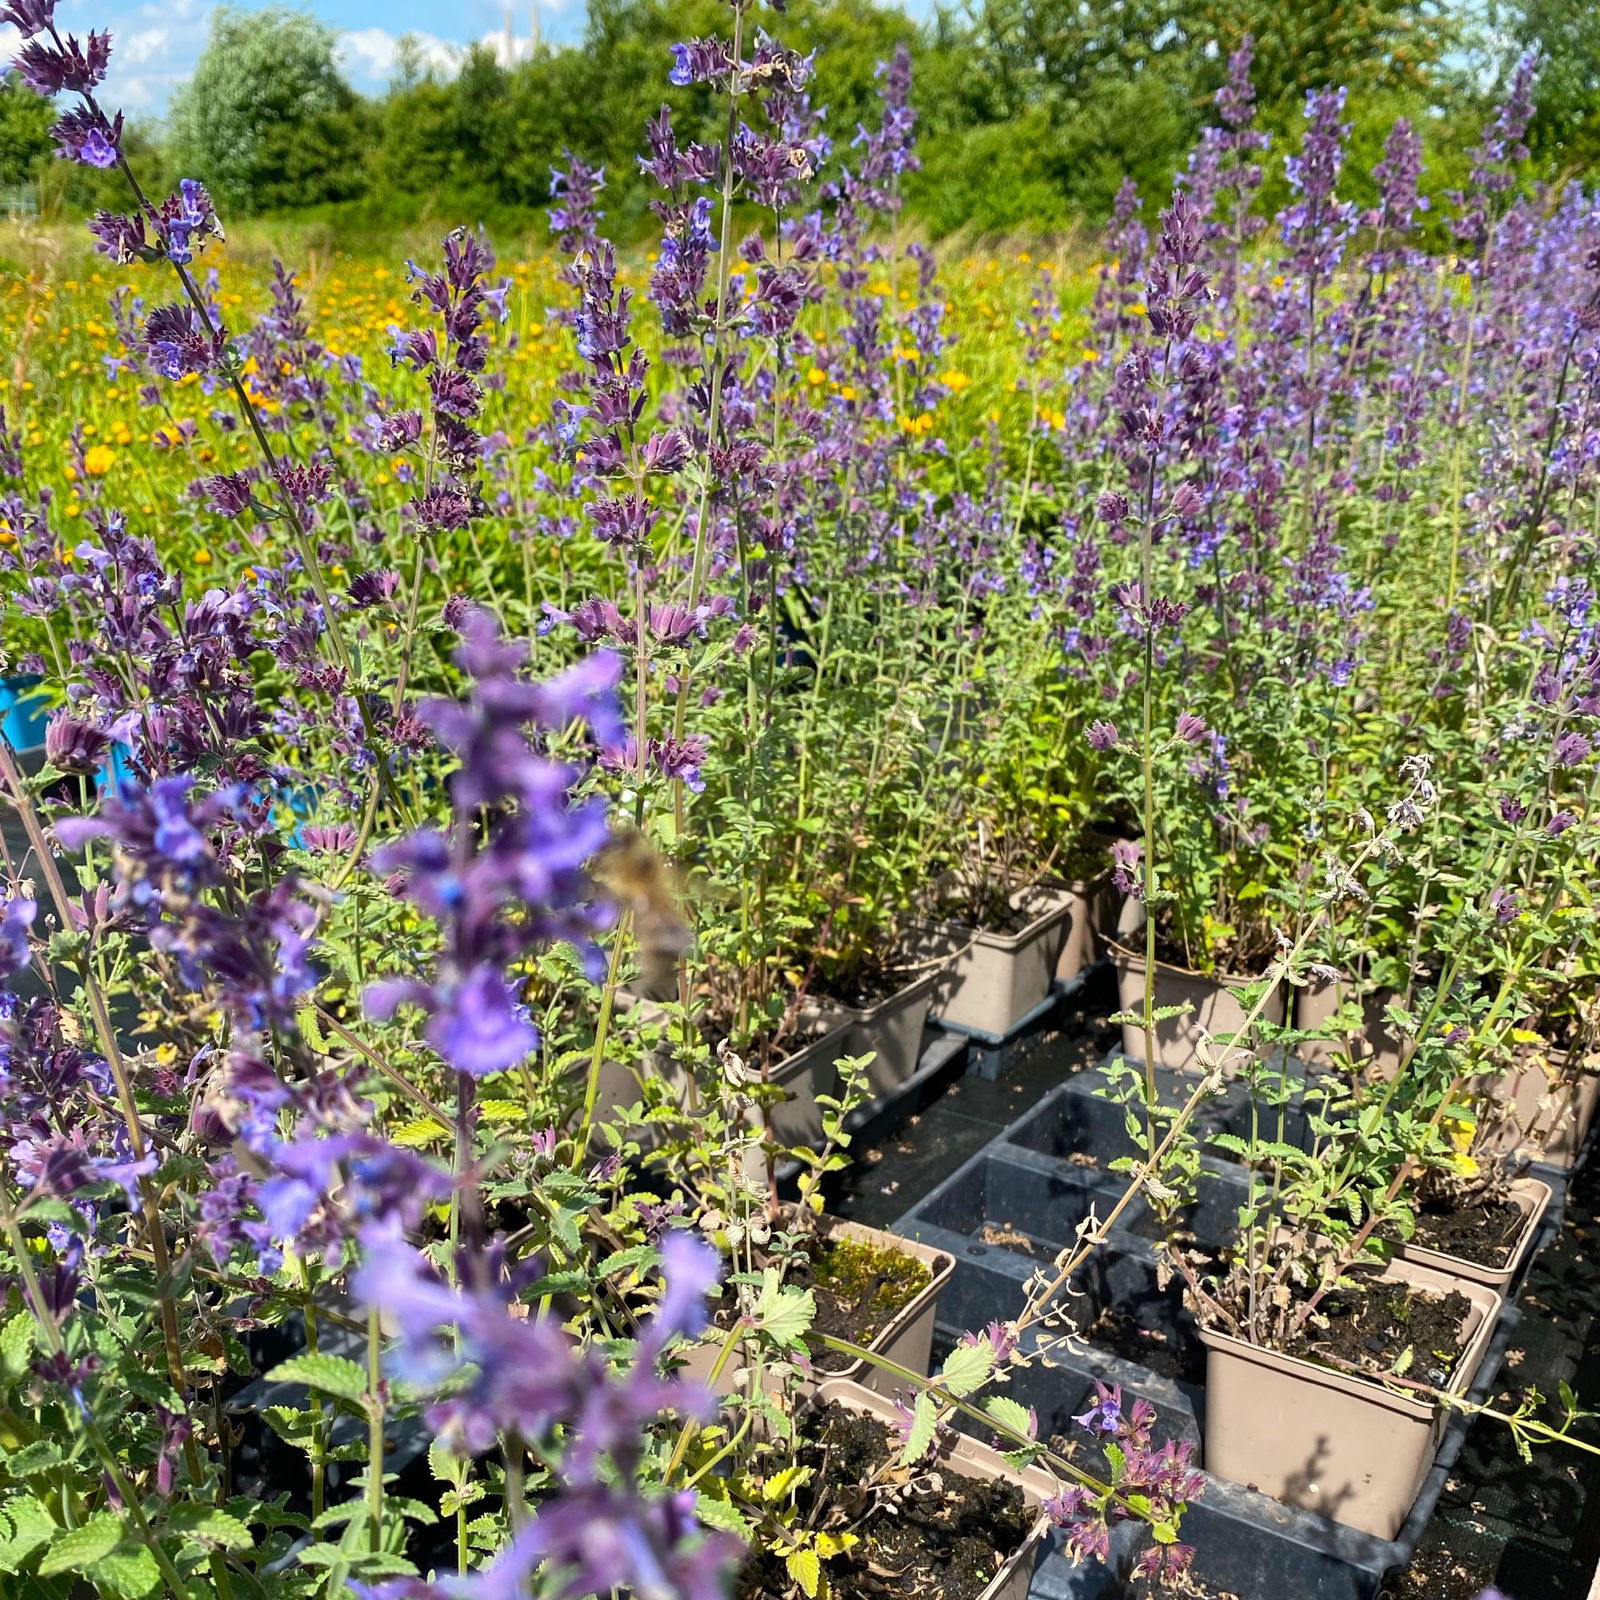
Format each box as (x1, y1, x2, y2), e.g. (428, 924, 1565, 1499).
(912, 885, 1077, 1037)
(1480, 1047, 1600, 1168)
(1054, 871, 1115, 985)
(681, 1217, 952, 1400)
(813, 1221, 954, 1395)
(812, 1378, 1054, 1600)
(827, 969, 939, 1100)
(1199, 1256, 1502, 1540)
(761, 1017, 855, 1152)
(1396, 1176, 1552, 1293)
(1294, 978, 1406, 1077)
(1110, 944, 1284, 1075)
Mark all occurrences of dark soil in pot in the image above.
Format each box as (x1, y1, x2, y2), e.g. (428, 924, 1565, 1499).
(1409, 1192, 1525, 1268)
(736, 1401, 1034, 1600)
(1286, 1274, 1472, 1388)
(809, 964, 919, 1011)
(922, 879, 1037, 936)
(710, 1232, 933, 1372)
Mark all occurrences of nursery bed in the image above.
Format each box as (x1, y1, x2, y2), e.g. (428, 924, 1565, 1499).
(829, 972, 1600, 1600)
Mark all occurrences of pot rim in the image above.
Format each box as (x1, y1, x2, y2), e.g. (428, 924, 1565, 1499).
(1107, 939, 1279, 990)
(805, 1216, 954, 1385)
(912, 884, 1079, 953)
(819, 965, 940, 1025)
(1397, 1175, 1552, 1289)
(1197, 1255, 1503, 1420)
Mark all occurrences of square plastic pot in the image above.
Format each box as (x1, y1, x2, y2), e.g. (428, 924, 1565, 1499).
(895, 1146, 1202, 1380)
(812, 1378, 1054, 1600)
(1001, 1063, 1315, 1179)
(1054, 872, 1116, 985)
(1110, 945, 1284, 1075)
(810, 1219, 953, 1395)
(682, 1215, 952, 1398)
(911, 884, 1077, 1037)
(828, 969, 938, 1101)
(1479, 1048, 1600, 1168)
(762, 1017, 856, 1152)
(1294, 979, 1405, 1076)
(1198, 1257, 1503, 1540)
(1395, 1175, 1552, 1293)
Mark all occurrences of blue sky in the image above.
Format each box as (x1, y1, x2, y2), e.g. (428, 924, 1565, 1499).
(2, 0, 616, 115)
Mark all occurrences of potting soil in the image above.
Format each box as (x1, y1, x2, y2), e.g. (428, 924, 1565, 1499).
(735, 1400, 1035, 1600)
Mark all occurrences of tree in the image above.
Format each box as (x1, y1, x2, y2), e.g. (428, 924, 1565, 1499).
(0, 72, 54, 189)
(1499, 0, 1600, 170)
(168, 6, 357, 215)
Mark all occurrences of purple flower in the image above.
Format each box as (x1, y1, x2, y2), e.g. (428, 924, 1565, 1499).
(51, 106, 121, 168)
(1087, 720, 1119, 752)
(1554, 731, 1593, 767)
(1174, 712, 1208, 744)
(1073, 1379, 1125, 1435)
(1489, 888, 1521, 926)
(1096, 489, 1129, 525)
(1111, 839, 1142, 898)
(0, 896, 36, 981)
(1, 0, 56, 37)
(428, 965, 540, 1079)
(13, 29, 112, 95)
(45, 714, 112, 774)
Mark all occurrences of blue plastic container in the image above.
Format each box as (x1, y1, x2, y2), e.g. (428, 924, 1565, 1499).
(0, 676, 50, 753)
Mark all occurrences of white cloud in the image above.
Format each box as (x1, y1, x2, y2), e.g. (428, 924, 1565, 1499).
(336, 25, 458, 85)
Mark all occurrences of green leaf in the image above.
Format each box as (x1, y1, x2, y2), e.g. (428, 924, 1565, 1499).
(786, 1546, 822, 1599)
(897, 1392, 938, 1465)
(3, 1441, 63, 1477)
(166, 1506, 254, 1550)
(0, 1495, 56, 1573)
(391, 1117, 450, 1148)
(692, 1493, 754, 1540)
(265, 1352, 368, 1402)
(983, 1394, 1035, 1445)
(939, 1338, 995, 1398)
(39, 1513, 124, 1576)
(751, 1271, 814, 1349)
(87, 1545, 162, 1600)
(261, 1405, 321, 1444)
(0, 1315, 34, 1384)
(596, 1245, 659, 1279)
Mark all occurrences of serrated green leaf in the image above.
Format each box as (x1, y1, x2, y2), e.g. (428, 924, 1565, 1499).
(596, 1245, 659, 1279)
(983, 1394, 1035, 1444)
(260, 1404, 320, 1444)
(166, 1506, 253, 1550)
(39, 1513, 123, 1576)
(391, 1117, 450, 1148)
(265, 1352, 368, 1402)
(87, 1545, 162, 1599)
(3, 1440, 63, 1477)
(0, 1314, 34, 1384)
(751, 1271, 814, 1349)
(477, 1099, 525, 1125)
(939, 1338, 995, 1398)
(692, 1493, 755, 1540)
(0, 1496, 56, 1572)
(897, 1392, 938, 1465)
(786, 1546, 822, 1599)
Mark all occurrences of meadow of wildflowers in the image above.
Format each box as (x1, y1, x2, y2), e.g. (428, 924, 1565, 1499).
(0, 1, 1597, 1598)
